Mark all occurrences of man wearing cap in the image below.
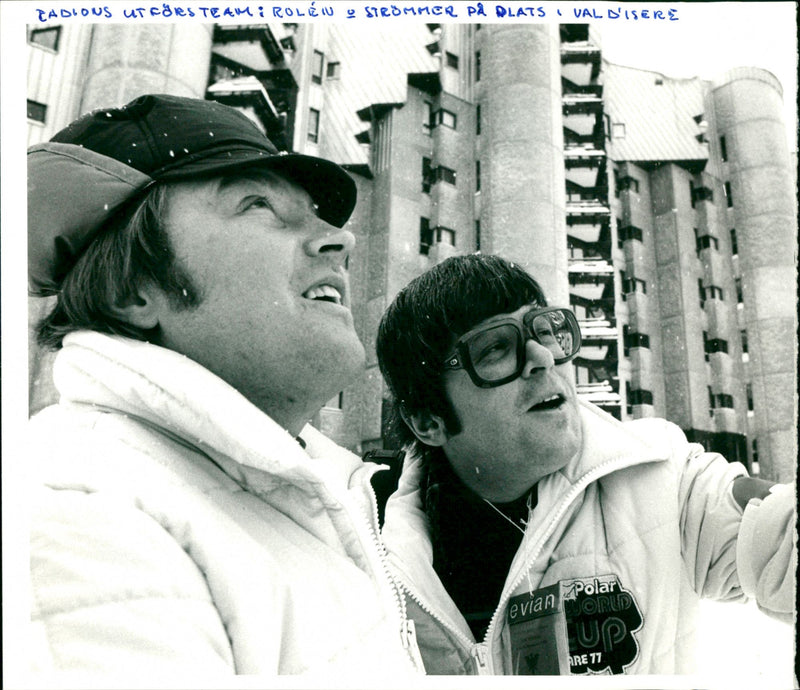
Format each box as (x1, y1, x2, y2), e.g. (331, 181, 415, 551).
(27, 94, 424, 677)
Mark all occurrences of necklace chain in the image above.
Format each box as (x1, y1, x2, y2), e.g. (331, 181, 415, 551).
(483, 494, 532, 535)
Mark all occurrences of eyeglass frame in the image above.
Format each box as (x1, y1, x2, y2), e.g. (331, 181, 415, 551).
(442, 306, 582, 388)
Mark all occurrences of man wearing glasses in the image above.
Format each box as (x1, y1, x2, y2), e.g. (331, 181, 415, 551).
(376, 253, 794, 676)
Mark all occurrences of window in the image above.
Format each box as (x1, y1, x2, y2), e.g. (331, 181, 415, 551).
(436, 226, 456, 246)
(730, 228, 738, 256)
(616, 174, 639, 195)
(735, 277, 743, 304)
(432, 108, 457, 129)
(434, 165, 457, 186)
(326, 61, 341, 79)
(752, 438, 759, 464)
(620, 271, 646, 298)
(475, 51, 481, 81)
(698, 279, 706, 309)
(29, 26, 61, 51)
(446, 52, 459, 70)
(307, 108, 320, 143)
(419, 217, 433, 255)
(724, 181, 733, 207)
(741, 329, 748, 354)
(629, 389, 653, 406)
(720, 135, 728, 162)
(612, 123, 626, 139)
(27, 99, 47, 124)
(619, 224, 643, 244)
(746, 383, 754, 412)
(422, 157, 433, 194)
(476, 104, 481, 135)
(475, 220, 481, 251)
(714, 393, 734, 409)
(708, 386, 715, 416)
(423, 101, 433, 134)
(311, 50, 324, 84)
(475, 160, 481, 192)
(696, 233, 719, 254)
(704, 334, 729, 359)
(690, 181, 713, 207)
(704, 285, 724, 301)
(623, 325, 650, 356)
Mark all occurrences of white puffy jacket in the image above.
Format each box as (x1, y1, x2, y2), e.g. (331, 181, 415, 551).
(29, 331, 424, 680)
(382, 401, 795, 675)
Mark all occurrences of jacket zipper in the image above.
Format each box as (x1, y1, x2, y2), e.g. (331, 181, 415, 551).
(481, 458, 625, 662)
(395, 578, 492, 674)
(363, 469, 426, 671)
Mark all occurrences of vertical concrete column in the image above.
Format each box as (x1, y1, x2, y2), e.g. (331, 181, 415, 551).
(711, 67, 797, 481)
(81, 24, 213, 110)
(479, 24, 568, 305)
(29, 25, 214, 415)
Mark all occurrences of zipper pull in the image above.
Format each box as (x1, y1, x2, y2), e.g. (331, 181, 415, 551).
(401, 618, 426, 671)
(470, 643, 490, 673)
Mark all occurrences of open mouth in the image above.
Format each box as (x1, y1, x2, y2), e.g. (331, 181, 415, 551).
(303, 284, 343, 306)
(528, 394, 565, 412)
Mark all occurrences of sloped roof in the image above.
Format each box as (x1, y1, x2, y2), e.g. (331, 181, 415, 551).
(603, 61, 709, 165)
(320, 24, 440, 167)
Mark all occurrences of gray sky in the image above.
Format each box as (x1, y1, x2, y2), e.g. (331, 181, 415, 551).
(599, 2, 798, 151)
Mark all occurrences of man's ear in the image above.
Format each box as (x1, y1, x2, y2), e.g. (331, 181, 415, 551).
(400, 407, 448, 447)
(107, 283, 164, 330)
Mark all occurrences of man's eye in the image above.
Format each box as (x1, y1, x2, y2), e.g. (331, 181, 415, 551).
(243, 196, 274, 212)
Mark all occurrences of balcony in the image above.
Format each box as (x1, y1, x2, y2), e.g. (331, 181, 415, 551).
(576, 381, 621, 405)
(566, 199, 611, 223)
(580, 317, 618, 342)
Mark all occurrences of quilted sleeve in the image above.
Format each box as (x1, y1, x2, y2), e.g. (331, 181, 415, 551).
(30, 486, 237, 675)
(735, 483, 797, 622)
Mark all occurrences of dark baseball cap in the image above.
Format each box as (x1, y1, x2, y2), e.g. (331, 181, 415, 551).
(28, 93, 357, 295)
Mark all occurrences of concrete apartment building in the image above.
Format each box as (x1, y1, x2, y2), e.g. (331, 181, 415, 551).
(26, 21, 797, 481)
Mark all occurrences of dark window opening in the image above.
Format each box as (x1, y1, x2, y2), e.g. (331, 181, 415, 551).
(307, 108, 320, 143)
(475, 51, 481, 81)
(27, 99, 47, 123)
(446, 52, 459, 70)
(730, 228, 738, 256)
(475, 160, 481, 192)
(475, 220, 481, 251)
(326, 61, 341, 79)
(419, 217, 433, 255)
(476, 103, 481, 135)
(312, 50, 324, 84)
(29, 26, 61, 51)
(724, 181, 733, 207)
(422, 157, 433, 194)
(720, 135, 728, 162)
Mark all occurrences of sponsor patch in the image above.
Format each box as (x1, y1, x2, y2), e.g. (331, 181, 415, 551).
(507, 574, 643, 675)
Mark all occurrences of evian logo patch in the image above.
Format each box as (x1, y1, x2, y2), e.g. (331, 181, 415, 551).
(562, 574, 643, 674)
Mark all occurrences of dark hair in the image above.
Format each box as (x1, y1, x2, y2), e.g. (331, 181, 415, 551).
(376, 254, 546, 463)
(36, 182, 201, 350)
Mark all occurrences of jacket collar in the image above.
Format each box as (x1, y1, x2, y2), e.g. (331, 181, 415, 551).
(53, 331, 368, 500)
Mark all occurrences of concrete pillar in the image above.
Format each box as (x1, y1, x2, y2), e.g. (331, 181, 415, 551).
(81, 24, 213, 110)
(479, 24, 568, 305)
(711, 67, 797, 481)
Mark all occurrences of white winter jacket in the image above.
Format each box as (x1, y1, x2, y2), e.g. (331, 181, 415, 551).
(382, 400, 795, 675)
(29, 331, 424, 679)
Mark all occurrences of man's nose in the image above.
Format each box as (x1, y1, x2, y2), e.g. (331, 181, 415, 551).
(520, 338, 555, 378)
(303, 223, 356, 264)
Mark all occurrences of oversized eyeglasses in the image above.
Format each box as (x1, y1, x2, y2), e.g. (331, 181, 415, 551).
(442, 306, 581, 388)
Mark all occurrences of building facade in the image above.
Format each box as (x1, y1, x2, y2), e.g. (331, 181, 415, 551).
(26, 22, 797, 481)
